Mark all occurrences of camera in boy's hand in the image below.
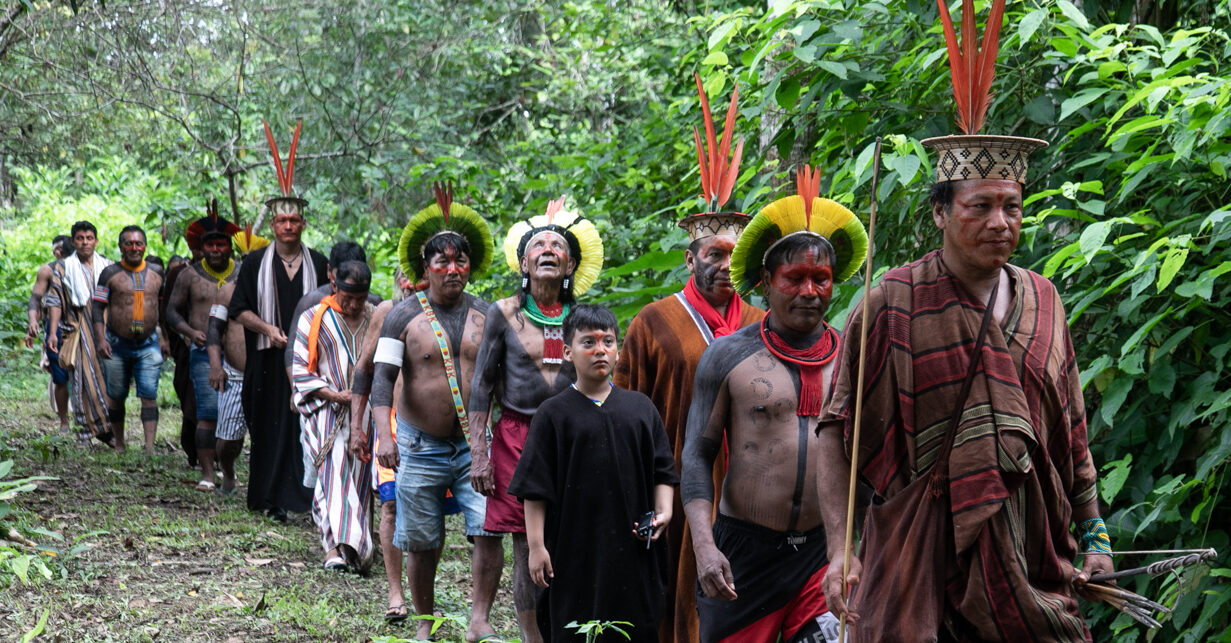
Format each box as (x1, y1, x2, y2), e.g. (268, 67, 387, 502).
(636, 510, 656, 548)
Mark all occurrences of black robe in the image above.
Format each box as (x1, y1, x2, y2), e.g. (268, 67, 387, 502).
(509, 386, 679, 643)
(228, 245, 328, 514)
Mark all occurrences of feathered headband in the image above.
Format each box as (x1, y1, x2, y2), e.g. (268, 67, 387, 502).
(729, 166, 868, 294)
(921, 0, 1046, 184)
(263, 119, 309, 213)
(397, 181, 495, 281)
(227, 202, 270, 256)
(678, 73, 750, 243)
(503, 196, 604, 297)
(185, 197, 241, 252)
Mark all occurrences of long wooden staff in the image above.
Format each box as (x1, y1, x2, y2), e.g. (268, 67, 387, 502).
(838, 137, 883, 643)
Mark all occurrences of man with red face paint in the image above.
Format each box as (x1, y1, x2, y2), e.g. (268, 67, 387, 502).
(360, 189, 504, 640)
(682, 176, 868, 643)
(818, 170, 1115, 640)
(614, 76, 765, 643)
(469, 198, 604, 643)
(166, 216, 242, 490)
(92, 225, 168, 453)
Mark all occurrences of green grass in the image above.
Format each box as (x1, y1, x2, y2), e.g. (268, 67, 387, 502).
(0, 350, 522, 642)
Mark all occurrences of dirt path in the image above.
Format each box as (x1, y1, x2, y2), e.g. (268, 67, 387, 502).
(0, 362, 519, 642)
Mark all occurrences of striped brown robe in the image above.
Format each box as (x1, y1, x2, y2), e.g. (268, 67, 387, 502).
(824, 250, 1098, 642)
(615, 293, 764, 643)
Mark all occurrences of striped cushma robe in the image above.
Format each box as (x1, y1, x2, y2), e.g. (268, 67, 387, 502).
(291, 302, 374, 564)
(824, 250, 1098, 642)
(45, 257, 112, 440)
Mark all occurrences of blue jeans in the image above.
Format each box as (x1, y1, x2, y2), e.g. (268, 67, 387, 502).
(101, 330, 163, 401)
(188, 346, 219, 420)
(393, 416, 494, 552)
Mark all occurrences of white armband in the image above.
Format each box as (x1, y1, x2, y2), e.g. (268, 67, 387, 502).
(374, 337, 405, 367)
(209, 304, 229, 320)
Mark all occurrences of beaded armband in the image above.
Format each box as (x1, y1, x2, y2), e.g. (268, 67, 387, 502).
(1078, 517, 1112, 554)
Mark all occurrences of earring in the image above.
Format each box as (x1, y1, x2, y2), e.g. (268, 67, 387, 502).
(562, 275, 571, 291)
(521, 272, 529, 290)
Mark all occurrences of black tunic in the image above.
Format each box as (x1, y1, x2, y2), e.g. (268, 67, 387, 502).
(228, 245, 328, 513)
(509, 386, 679, 643)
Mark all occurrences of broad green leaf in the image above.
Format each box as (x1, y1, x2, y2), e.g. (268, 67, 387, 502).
(894, 155, 921, 186)
(1059, 88, 1106, 121)
(1121, 306, 1174, 357)
(1043, 242, 1081, 278)
(1056, 0, 1092, 31)
(701, 51, 728, 67)
(1078, 221, 1112, 260)
(1175, 261, 1231, 300)
(1098, 376, 1134, 427)
(1018, 9, 1047, 45)
(1080, 354, 1113, 390)
(1147, 359, 1176, 397)
(1100, 454, 1132, 505)
(793, 45, 817, 64)
(1157, 246, 1190, 291)
(817, 60, 847, 79)
(789, 19, 820, 44)
(1023, 96, 1055, 125)
(775, 78, 801, 109)
(708, 20, 738, 50)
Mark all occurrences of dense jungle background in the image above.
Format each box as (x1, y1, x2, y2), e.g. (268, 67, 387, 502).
(1, 0, 1228, 640)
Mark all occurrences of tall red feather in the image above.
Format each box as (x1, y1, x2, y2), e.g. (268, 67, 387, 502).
(284, 121, 302, 196)
(796, 165, 822, 227)
(262, 120, 287, 194)
(433, 181, 453, 221)
(934, 0, 1004, 134)
(695, 74, 718, 203)
(693, 126, 712, 202)
(694, 73, 744, 211)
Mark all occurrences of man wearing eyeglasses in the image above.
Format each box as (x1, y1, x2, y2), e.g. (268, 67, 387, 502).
(92, 225, 169, 453)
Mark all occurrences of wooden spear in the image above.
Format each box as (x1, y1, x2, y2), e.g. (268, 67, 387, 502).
(838, 137, 883, 643)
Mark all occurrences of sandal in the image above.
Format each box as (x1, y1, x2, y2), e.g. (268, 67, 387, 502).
(323, 556, 347, 571)
(195, 480, 217, 492)
(384, 603, 409, 624)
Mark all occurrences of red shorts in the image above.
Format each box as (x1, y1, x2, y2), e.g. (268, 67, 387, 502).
(483, 409, 532, 533)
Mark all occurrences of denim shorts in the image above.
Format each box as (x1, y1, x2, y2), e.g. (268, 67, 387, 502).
(101, 330, 163, 401)
(393, 416, 494, 552)
(43, 321, 68, 385)
(188, 346, 219, 420)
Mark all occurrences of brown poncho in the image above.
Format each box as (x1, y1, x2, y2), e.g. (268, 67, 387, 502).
(824, 250, 1099, 641)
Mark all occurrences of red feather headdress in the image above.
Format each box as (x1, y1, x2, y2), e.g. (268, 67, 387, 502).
(935, 0, 1005, 134)
(263, 119, 302, 197)
(185, 197, 241, 252)
(922, 0, 1047, 185)
(679, 73, 751, 243)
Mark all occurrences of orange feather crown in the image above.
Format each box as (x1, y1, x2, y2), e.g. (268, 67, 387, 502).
(921, 0, 1046, 185)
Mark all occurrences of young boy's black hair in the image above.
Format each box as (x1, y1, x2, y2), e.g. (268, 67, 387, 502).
(562, 303, 619, 344)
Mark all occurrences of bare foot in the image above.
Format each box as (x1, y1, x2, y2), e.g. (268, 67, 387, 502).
(416, 619, 435, 642)
(465, 623, 500, 643)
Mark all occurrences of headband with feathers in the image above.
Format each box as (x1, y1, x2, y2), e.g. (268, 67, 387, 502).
(397, 181, 495, 281)
(185, 198, 241, 252)
(503, 196, 604, 298)
(729, 165, 868, 294)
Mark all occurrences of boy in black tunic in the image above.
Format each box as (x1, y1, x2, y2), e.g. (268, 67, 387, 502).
(510, 305, 678, 643)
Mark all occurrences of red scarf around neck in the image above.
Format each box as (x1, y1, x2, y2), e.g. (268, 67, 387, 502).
(760, 318, 839, 416)
(683, 276, 743, 338)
